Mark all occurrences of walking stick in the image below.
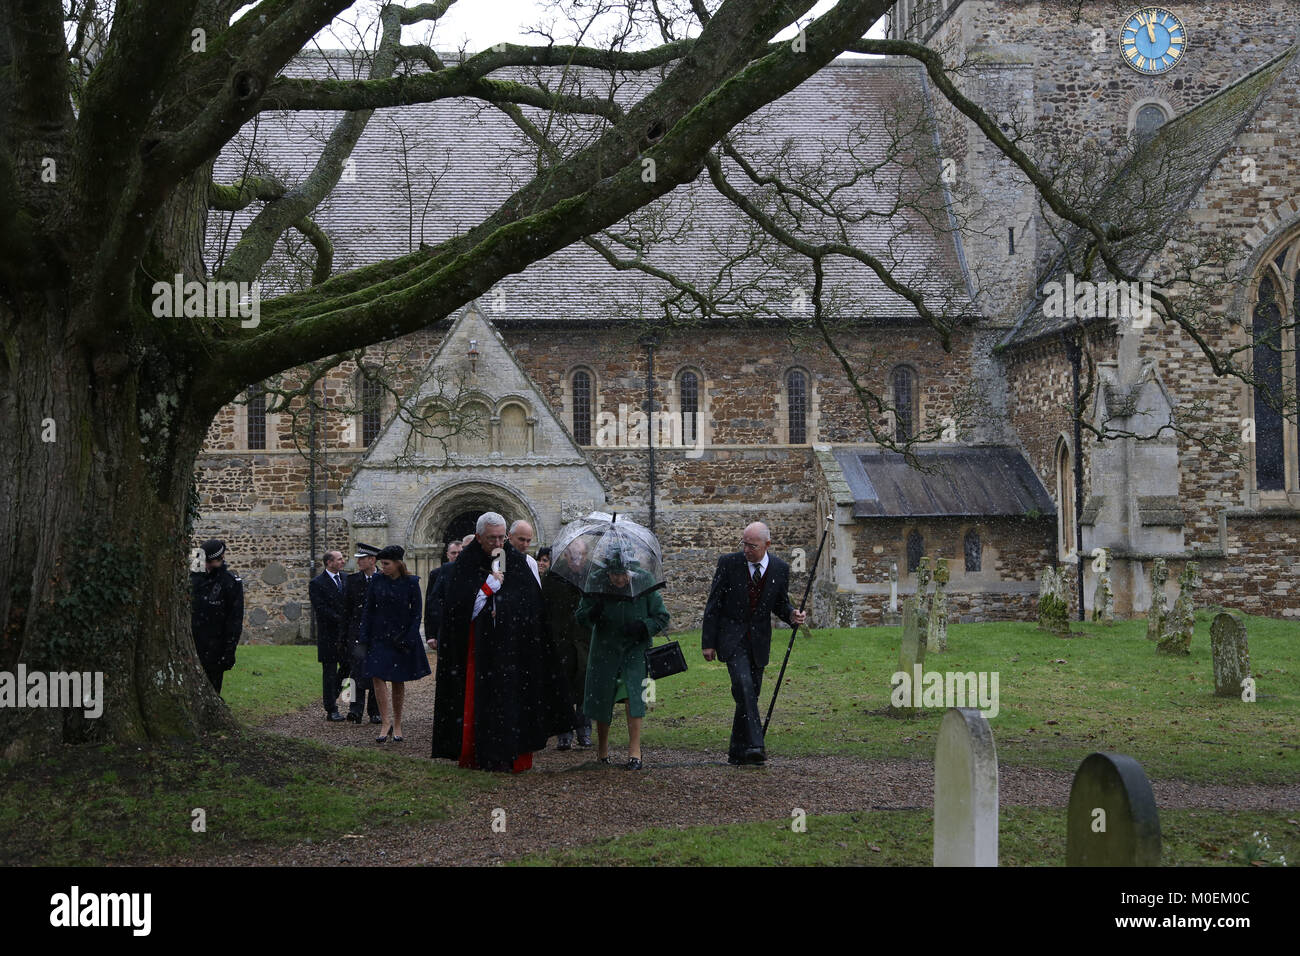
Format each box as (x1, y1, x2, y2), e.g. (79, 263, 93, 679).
(763, 514, 833, 736)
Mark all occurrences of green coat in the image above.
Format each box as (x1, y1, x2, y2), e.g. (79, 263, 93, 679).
(576, 582, 670, 723)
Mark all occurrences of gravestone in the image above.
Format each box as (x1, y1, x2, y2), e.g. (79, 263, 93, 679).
(890, 600, 928, 715)
(882, 562, 901, 626)
(927, 558, 949, 653)
(1066, 752, 1161, 866)
(1146, 558, 1169, 642)
(934, 707, 998, 867)
(1157, 562, 1199, 655)
(915, 556, 932, 633)
(1037, 567, 1070, 638)
(1091, 550, 1114, 626)
(1210, 611, 1251, 698)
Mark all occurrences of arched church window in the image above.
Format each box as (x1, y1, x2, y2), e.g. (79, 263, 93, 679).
(679, 370, 699, 444)
(1133, 103, 1169, 145)
(964, 528, 982, 572)
(572, 369, 592, 446)
(786, 369, 807, 444)
(1056, 438, 1076, 558)
(360, 374, 383, 447)
(892, 366, 918, 442)
(246, 384, 266, 450)
(500, 402, 529, 455)
(906, 529, 924, 573)
(1252, 274, 1286, 491)
(457, 401, 491, 455)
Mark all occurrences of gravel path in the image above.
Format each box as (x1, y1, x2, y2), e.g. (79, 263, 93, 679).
(181, 653, 1299, 866)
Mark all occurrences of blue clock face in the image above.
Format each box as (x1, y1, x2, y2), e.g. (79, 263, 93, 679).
(1121, 7, 1187, 74)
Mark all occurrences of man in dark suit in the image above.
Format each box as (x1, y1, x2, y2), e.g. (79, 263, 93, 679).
(309, 549, 348, 722)
(424, 539, 462, 649)
(702, 522, 806, 765)
(342, 543, 383, 724)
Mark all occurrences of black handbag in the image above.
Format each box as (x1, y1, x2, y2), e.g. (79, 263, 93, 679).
(645, 640, 688, 680)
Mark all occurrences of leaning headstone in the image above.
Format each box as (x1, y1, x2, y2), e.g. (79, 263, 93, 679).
(890, 600, 928, 716)
(1210, 611, 1251, 698)
(1157, 562, 1199, 655)
(927, 558, 949, 652)
(934, 707, 998, 867)
(1037, 567, 1070, 637)
(1066, 752, 1161, 866)
(1146, 558, 1169, 642)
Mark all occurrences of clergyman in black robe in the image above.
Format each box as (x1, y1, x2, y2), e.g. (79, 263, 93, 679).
(431, 531, 572, 772)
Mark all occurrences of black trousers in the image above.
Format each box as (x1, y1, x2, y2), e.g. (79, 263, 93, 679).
(322, 660, 348, 714)
(726, 642, 766, 758)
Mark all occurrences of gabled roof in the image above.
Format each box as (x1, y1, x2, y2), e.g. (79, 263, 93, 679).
(210, 57, 974, 325)
(999, 45, 1300, 351)
(830, 445, 1055, 518)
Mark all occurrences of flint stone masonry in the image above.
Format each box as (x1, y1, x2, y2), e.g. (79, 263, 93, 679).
(1066, 752, 1161, 867)
(1210, 611, 1251, 699)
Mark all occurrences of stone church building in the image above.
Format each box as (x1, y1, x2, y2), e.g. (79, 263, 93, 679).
(196, 0, 1300, 641)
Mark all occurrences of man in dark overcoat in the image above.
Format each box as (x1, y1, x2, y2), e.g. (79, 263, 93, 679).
(431, 512, 571, 771)
(190, 538, 244, 695)
(702, 521, 806, 765)
(341, 543, 383, 724)
(309, 549, 348, 721)
(424, 539, 462, 648)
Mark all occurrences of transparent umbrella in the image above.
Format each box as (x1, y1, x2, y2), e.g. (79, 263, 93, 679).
(549, 512, 665, 599)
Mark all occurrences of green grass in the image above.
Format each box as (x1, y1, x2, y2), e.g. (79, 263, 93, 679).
(0, 729, 495, 865)
(223, 644, 324, 723)
(641, 613, 1300, 784)
(515, 808, 1300, 867)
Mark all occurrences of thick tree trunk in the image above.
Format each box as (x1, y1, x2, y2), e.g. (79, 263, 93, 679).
(0, 294, 234, 759)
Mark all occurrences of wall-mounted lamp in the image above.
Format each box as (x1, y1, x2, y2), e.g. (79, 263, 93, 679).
(467, 339, 480, 373)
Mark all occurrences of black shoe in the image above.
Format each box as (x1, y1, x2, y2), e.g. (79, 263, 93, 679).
(326, 712, 345, 722)
(597, 756, 611, 765)
(346, 712, 362, 724)
(625, 757, 642, 771)
(576, 730, 592, 748)
(369, 715, 383, 725)
(556, 733, 573, 751)
(376, 725, 392, 743)
(727, 754, 744, 766)
(743, 748, 766, 764)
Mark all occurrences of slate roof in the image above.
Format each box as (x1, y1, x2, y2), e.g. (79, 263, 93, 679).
(831, 445, 1055, 518)
(210, 55, 973, 324)
(999, 45, 1299, 351)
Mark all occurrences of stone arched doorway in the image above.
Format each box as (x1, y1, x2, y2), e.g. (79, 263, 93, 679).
(407, 480, 541, 583)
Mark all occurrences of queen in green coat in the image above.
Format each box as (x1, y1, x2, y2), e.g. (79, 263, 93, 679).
(575, 556, 669, 770)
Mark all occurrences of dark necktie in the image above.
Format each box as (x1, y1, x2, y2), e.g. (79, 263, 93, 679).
(752, 563, 761, 584)
(333, 573, 341, 592)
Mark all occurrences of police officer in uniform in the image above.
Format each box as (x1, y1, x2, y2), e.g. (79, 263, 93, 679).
(191, 539, 245, 695)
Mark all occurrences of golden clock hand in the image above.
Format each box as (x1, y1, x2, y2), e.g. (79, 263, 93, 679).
(1146, 16, 1155, 43)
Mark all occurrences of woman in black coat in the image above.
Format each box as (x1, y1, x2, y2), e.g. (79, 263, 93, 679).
(359, 545, 430, 742)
